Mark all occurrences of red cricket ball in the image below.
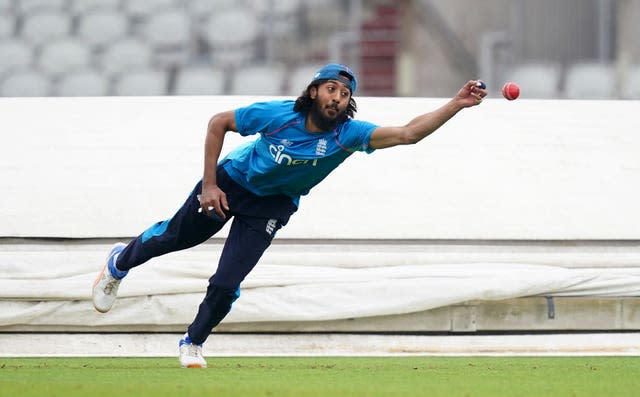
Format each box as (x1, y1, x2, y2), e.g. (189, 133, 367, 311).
(501, 82, 520, 100)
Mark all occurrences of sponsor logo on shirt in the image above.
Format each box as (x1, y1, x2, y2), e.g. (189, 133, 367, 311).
(269, 144, 318, 166)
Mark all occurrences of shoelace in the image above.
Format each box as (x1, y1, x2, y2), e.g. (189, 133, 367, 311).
(103, 273, 120, 295)
(186, 344, 203, 358)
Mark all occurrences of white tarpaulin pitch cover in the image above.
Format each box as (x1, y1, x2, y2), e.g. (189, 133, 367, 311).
(1, 243, 639, 328)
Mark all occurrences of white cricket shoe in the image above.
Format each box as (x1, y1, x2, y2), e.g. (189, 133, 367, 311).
(92, 242, 127, 313)
(179, 334, 207, 368)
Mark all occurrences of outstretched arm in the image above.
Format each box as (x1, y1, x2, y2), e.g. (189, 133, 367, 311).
(200, 110, 237, 220)
(368, 80, 487, 149)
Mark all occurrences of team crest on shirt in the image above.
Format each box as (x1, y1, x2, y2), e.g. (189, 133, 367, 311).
(315, 139, 328, 156)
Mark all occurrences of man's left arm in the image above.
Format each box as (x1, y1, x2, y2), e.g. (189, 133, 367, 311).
(368, 80, 487, 150)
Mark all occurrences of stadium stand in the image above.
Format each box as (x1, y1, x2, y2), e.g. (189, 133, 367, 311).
(229, 63, 286, 95)
(20, 10, 72, 47)
(68, 0, 122, 16)
(0, 0, 12, 13)
(76, 9, 130, 49)
(140, 7, 192, 66)
(174, 65, 225, 95)
(0, 14, 16, 38)
(55, 68, 111, 96)
(101, 38, 154, 77)
(38, 38, 92, 78)
(123, 0, 180, 20)
(112, 67, 168, 95)
(0, 39, 34, 77)
(0, 68, 51, 96)
(15, 0, 67, 14)
(625, 64, 640, 99)
(503, 63, 562, 99)
(564, 62, 616, 99)
(200, 6, 259, 67)
(0, 0, 635, 98)
(285, 63, 325, 95)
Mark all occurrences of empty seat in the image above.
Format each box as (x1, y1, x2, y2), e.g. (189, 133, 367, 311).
(123, 0, 179, 19)
(251, 0, 300, 35)
(0, 69, 51, 97)
(141, 8, 191, 66)
(55, 69, 110, 96)
(0, 39, 35, 76)
(101, 38, 153, 76)
(174, 66, 225, 95)
(68, 0, 122, 15)
(285, 63, 324, 95)
(564, 62, 616, 99)
(16, 0, 67, 14)
(20, 11, 72, 47)
(230, 64, 285, 95)
(38, 38, 92, 77)
(77, 9, 129, 48)
(504, 63, 561, 99)
(625, 65, 640, 100)
(0, 0, 13, 13)
(188, 0, 240, 15)
(0, 15, 16, 39)
(201, 7, 259, 66)
(112, 68, 168, 96)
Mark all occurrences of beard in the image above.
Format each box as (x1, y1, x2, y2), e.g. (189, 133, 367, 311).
(309, 100, 344, 132)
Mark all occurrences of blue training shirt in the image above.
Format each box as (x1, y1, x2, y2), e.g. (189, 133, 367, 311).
(221, 100, 378, 206)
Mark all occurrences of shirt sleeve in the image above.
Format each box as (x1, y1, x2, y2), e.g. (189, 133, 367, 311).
(234, 101, 276, 137)
(341, 119, 379, 153)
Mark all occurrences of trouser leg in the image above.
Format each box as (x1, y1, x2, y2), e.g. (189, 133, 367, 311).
(187, 215, 284, 344)
(115, 180, 226, 272)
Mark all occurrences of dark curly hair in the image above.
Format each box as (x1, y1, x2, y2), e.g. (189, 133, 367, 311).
(293, 81, 357, 121)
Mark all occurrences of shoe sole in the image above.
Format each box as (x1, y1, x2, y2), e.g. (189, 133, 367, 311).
(184, 363, 207, 368)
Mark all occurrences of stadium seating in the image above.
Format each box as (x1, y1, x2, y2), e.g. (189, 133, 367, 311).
(112, 67, 168, 95)
(503, 63, 561, 99)
(564, 62, 616, 99)
(15, 0, 67, 14)
(101, 38, 154, 76)
(0, 14, 16, 39)
(174, 66, 226, 95)
(200, 7, 259, 67)
(0, 39, 34, 76)
(0, 0, 12, 13)
(141, 7, 192, 66)
(38, 38, 92, 78)
(285, 63, 323, 95)
(55, 68, 111, 96)
(230, 63, 286, 95)
(124, 0, 180, 20)
(76, 9, 130, 49)
(20, 10, 73, 47)
(68, 0, 122, 16)
(624, 65, 640, 99)
(0, 69, 51, 97)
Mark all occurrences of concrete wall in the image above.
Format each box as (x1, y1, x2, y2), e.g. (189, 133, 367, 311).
(1, 95, 638, 240)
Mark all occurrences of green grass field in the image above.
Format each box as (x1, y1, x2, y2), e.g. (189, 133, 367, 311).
(1, 356, 638, 397)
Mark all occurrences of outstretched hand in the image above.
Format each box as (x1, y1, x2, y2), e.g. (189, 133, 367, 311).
(455, 80, 488, 108)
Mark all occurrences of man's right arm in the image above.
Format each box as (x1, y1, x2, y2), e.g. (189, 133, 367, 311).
(200, 110, 237, 219)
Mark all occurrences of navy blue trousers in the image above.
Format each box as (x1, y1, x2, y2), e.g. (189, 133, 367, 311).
(115, 167, 297, 344)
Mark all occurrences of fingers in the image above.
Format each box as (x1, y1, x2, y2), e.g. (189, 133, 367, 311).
(468, 80, 487, 106)
(197, 192, 228, 220)
(469, 80, 487, 95)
